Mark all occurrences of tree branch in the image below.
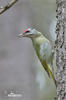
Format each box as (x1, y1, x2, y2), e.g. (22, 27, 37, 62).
(0, 0, 18, 15)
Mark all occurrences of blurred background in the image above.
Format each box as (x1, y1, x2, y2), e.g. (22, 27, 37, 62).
(0, 0, 56, 100)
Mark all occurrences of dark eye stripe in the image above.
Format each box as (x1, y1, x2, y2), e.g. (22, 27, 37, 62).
(25, 31, 30, 33)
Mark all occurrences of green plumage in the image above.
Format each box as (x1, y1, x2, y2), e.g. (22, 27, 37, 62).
(31, 34, 56, 86)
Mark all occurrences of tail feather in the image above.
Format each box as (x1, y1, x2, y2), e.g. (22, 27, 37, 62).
(41, 60, 57, 87)
(47, 65, 57, 87)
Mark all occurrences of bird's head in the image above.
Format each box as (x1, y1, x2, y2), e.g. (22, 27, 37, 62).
(18, 28, 41, 38)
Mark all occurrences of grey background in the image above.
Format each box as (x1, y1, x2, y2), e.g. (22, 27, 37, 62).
(0, 0, 56, 100)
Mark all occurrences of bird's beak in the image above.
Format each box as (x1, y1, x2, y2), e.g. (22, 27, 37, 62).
(18, 32, 34, 38)
(18, 33, 26, 38)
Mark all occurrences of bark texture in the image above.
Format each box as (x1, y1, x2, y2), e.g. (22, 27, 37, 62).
(56, 0, 66, 100)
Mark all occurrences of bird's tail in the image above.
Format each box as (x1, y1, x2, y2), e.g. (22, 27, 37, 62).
(47, 64, 57, 87)
(41, 60, 57, 87)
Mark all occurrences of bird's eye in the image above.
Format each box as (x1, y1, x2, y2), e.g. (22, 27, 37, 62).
(25, 30, 30, 33)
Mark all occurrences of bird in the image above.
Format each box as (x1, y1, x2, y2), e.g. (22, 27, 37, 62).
(18, 28, 56, 86)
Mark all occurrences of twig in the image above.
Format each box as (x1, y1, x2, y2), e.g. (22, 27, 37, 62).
(0, 0, 18, 15)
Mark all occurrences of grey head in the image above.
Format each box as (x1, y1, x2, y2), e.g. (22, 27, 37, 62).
(18, 28, 42, 38)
